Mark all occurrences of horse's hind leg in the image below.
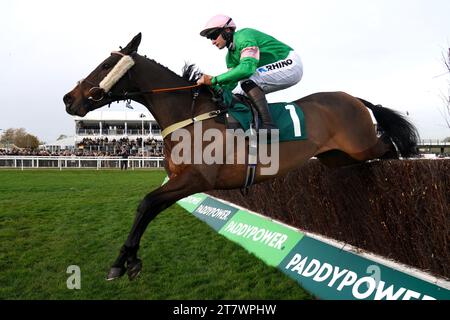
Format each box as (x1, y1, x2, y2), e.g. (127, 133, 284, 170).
(317, 150, 364, 168)
(330, 101, 398, 162)
(346, 135, 398, 162)
(107, 166, 212, 281)
(377, 134, 399, 159)
(320, 133, 398, 167)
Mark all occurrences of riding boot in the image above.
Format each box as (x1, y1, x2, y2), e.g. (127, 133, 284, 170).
(241, 80, 277, 132)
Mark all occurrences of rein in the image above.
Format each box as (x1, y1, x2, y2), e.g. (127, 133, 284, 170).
(109, 51, 203, 97)
(117, 84, 202, 99)
(140, 84, 202, 94)
(83, 51, 203, 101)
(83, 52, 223, 139)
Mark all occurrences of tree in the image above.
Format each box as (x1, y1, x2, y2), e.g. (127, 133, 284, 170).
(15, 134, 40, 149)
(0, 128, 16, 147)
(0, 128, 41, 149)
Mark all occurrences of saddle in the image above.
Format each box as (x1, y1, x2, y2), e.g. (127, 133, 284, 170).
(211, 88, 258, 131)
(210, 88, 308, 195)
(211, 87, 307, 143)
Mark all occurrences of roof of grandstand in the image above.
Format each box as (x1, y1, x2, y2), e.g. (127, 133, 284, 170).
(43, 136, 75, 148)
(73, 110, 155, 122)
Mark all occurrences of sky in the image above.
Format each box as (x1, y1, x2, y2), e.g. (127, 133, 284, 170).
(0, 0, 449, 143)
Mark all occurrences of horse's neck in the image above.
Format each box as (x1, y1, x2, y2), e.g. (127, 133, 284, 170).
(133, 57, 215, 131)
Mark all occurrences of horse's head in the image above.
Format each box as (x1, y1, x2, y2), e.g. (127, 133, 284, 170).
(63, 33, 142, 117)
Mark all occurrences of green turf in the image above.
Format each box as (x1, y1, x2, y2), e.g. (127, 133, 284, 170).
(0, 169, 313, 300)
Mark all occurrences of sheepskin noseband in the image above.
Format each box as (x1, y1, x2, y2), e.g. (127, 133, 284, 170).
(99, 55, 135, 92)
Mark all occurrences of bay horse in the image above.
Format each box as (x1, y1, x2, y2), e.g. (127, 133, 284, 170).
(63, 33, 419, 281)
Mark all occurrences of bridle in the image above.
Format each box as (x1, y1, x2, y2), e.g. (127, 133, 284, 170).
(79, 51, 202, 103)
(77, 51, 224, 139)
(77, 78, 105, 102)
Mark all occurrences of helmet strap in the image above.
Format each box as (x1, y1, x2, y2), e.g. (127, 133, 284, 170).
(221, 29, 234, 49)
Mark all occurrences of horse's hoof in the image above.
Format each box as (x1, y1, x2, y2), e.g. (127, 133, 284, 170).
(127, 259, 142, 281)
(106, 266, 126, 281)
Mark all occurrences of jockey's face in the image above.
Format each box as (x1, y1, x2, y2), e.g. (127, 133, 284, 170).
(212, 33, 227, 50)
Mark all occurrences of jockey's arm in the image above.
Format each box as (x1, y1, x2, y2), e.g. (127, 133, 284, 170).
(212, 57, 258, 86)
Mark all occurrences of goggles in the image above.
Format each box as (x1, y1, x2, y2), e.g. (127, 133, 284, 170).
(206, 29, 223, 40)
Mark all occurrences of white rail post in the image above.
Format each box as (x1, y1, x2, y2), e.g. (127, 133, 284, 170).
(0, 156, 165, 170)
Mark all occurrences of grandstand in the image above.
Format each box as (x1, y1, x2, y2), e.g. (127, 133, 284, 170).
(0, 109, 166, 169)
(57, 109, 163, 157)
(74, 109, 161, 141)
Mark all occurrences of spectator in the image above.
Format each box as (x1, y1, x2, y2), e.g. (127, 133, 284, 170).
(120, 147, 129, 170)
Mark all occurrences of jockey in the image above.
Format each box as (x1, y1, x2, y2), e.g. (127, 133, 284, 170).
(198, 14, 303, 131)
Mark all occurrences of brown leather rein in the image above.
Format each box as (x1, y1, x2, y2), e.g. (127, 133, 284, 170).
(147, 84, 202, 94)
(83, 50, 203, 101)
(82, 52, 224, 141)
(109, 51, 203, 96)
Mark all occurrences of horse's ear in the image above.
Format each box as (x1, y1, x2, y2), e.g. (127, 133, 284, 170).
(122, 33, 142, 55)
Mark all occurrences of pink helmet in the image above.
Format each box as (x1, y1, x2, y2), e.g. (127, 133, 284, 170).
(200, 14, 236, 37)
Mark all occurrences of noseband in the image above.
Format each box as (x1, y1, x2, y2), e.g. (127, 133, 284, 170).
(78, 51, 132, 102)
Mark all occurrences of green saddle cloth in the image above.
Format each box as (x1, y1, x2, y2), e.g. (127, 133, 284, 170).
(221, 90, 308, 142)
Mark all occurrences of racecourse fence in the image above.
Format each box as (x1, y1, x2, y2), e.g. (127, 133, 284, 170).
(208, 159, 450, 280)
(0, 156, 165, 170)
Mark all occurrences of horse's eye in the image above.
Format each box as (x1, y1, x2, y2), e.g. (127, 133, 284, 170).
(102, 63, 110, 69)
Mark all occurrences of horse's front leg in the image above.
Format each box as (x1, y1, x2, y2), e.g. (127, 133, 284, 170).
(107, 167, 212, 281)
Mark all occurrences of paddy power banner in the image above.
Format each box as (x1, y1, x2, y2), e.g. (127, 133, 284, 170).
(219, 210, 303, 266)
(280, 237, 448, 300)
(174, 189, 449, 300)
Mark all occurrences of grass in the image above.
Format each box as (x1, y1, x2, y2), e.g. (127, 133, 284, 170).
(0, 169, 313, 300)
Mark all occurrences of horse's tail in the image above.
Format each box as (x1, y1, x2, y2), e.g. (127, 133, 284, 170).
(357, 98, 420, 158)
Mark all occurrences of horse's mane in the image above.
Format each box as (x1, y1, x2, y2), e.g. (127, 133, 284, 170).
(181, 63, 202, 84)
(140, 54, 202, 84)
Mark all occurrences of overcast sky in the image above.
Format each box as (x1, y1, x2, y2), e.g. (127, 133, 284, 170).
(1, 0, 449, 142)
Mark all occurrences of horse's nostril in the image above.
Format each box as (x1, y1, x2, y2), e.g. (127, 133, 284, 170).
(63, 93, 73, 105)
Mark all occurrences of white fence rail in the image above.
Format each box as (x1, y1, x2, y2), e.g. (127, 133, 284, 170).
(0, 156, 165, 170)
(418, 139, 450, 146)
